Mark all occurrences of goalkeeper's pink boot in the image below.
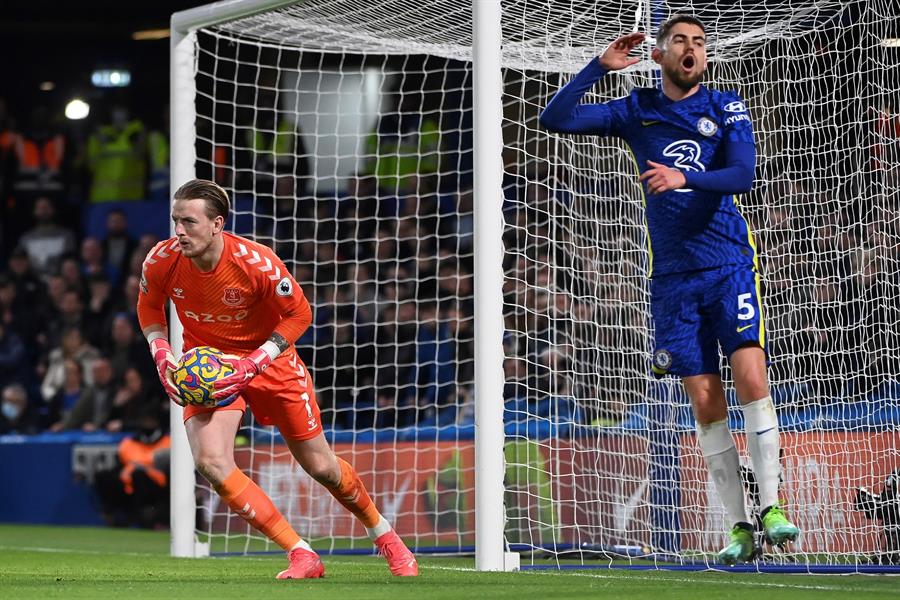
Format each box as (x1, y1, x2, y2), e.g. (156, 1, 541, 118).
(374, 530, 419, 576)
(276, 547, 325, 579)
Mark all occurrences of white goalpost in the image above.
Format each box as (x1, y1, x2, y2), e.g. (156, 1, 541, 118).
(170, 0, 900, 573)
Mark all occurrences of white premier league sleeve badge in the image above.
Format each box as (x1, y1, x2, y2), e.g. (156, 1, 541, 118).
(276, 276, 293, 296)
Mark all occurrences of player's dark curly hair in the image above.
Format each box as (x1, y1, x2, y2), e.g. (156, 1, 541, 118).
(173, 179, 230, 222)
(656, 14, 706, 49)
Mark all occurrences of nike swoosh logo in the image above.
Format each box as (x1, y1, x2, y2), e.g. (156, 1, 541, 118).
(641, 120, 660, 126)
(737, 324, 753, 332)
(756, 427, 775, 436)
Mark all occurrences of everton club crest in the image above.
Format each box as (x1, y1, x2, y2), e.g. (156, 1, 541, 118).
(222, 287, 245, 306)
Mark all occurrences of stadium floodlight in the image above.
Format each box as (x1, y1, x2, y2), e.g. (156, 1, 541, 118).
(91, 69, 131, 88)
(171, 0, 900, 574)
(64, 98, 89, 120)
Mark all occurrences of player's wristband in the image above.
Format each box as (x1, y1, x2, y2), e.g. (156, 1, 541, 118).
(249, 340, 281, 372)
(149, 337, 173, 359)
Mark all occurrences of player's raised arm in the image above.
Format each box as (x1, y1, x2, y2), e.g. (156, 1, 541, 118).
(539, 33, 643, 134)
(599, 32, 646, 71)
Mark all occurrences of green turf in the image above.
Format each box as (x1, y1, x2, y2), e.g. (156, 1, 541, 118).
(1, 524, 897, 599)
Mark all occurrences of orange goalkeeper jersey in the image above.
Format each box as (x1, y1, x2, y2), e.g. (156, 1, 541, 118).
(136, 232, 312, 355)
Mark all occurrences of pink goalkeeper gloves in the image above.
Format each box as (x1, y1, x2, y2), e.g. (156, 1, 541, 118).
(211, 345, 276, 401)
(150, 337, 182, 405)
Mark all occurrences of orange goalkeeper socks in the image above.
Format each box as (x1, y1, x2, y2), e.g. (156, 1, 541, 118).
(216, 468, 302, 551)
(326, 457, 382, 529)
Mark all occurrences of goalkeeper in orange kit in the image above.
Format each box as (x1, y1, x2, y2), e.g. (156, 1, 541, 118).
(136, 179, 418, 579)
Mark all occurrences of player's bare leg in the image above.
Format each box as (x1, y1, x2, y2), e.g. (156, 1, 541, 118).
(732, 346, 799, 546)
(287, 433, 419, 576)
(684, 374, 754, 563)
(185, 410, 324, 579)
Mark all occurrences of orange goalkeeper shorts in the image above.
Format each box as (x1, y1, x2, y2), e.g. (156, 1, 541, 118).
(182, 350, 322, 441)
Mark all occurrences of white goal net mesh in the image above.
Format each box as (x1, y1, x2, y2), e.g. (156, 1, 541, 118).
(185, 0, 900, 568)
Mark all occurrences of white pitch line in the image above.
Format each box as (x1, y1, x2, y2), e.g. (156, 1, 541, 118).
(3, 549, 882, 593)
(412, 563, 875, 593)
(0, 545, 157, 557)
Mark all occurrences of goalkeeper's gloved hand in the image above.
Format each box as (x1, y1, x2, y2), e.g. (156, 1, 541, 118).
(211, 345, 276, 401)
(150, 338, 182, 406)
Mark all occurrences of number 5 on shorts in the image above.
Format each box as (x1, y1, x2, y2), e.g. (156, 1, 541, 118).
(737, 292, 755, 321)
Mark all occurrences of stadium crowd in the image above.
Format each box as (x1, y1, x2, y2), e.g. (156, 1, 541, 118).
(3, 77, 896, 445)
(0, 90, 490, 438)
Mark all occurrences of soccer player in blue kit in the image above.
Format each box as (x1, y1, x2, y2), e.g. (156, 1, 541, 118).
(540, 15, 799, 564)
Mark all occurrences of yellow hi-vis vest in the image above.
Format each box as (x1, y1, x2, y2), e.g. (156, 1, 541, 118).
(87, 120, 147, 202)
(364, 116, 440, 193)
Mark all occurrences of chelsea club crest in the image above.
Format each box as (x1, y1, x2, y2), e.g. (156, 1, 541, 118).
(652, 348, 673, 376)
(697, 117, 718, 136)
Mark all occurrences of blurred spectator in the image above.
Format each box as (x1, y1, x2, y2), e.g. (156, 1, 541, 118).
(46, 288, 86, 348)
(439, 188, 474, 254)
(44, 274, 67, 314)
(83, 274, 117, 348)
(337, 173, 379, 252)
(15, 196, 76, 277)
(51, 357, 115, 432)
(146, 109, 170, 202)
(843, 245, 900, 396)
(370, 302, 418, 428)
(337, 262, 378, 325)
(0, 382, 40, 435)
(362, 87, 441, 198)
(41, 327, 99, 402)
(135, 233, 159, 259)
(316, 308, 376, 430)
(0, 98, 18, 253)
(80, 236, 117, 284)
(93, 412, 170, 528)
(404, 302, 456, 425)
(124, 235, 158, 282)
(106, 312, 155, 383)
(106, 367, 163, 433)
(86, 104, 147, 202)
(10, 105, 67, 231)
(60, 255, 85, 295)
(46, 358, 84, 428)
(0, 273, 44, 359)
(238, 102, 311, 196)
(7, 246, 46, 309)
(0, 320, 27, 389)
(101, 210, 136, 284)
(125, 248, 146, 281)
(115, 274, 142, 327)
(503, 356, 529, 403)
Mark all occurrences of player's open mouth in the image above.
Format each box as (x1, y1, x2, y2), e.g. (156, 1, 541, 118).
(681, 55, 695, 71)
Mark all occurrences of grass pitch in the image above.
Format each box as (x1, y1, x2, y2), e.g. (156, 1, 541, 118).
(1, 524, 897, 599)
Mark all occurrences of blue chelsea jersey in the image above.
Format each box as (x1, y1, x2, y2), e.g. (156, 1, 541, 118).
(540, 59, 759, 277)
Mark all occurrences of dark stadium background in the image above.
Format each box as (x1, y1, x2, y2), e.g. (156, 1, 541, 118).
(1, 2, 207, 124)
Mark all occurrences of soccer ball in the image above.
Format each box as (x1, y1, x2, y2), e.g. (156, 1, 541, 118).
(172, 346, 235, 406)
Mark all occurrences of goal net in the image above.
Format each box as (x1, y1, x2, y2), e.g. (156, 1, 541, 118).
(174, 0, 900, 571)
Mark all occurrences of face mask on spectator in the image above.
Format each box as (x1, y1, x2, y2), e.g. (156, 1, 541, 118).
(1, 402, 21, 421)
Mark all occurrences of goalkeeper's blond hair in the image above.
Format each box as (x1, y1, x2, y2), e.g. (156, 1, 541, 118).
(174, 179, 230, 222)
